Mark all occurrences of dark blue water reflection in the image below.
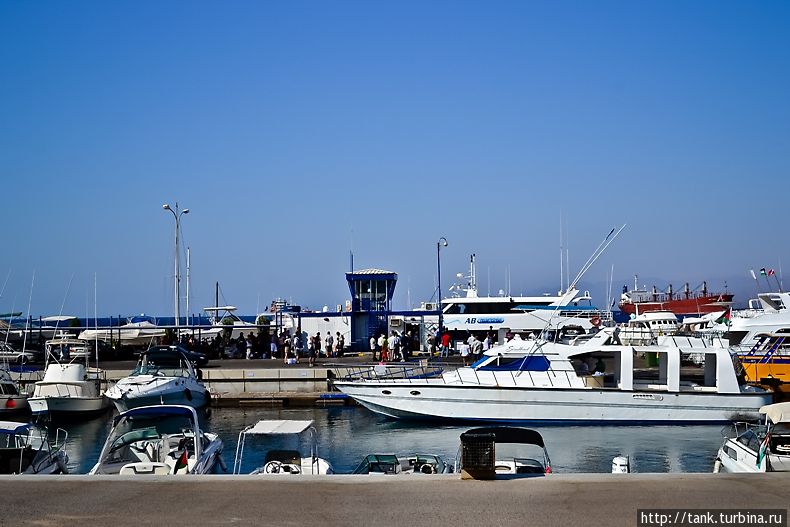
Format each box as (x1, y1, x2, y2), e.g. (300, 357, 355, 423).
(55, 407, 725, 475)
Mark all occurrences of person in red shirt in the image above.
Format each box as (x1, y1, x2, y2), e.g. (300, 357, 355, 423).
(440, 331, 451, 358)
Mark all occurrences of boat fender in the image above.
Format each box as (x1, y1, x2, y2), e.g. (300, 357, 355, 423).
(713, 458, 721, 474)
(185, 388, 192, 401)
(216, 453, 228, 472)
(56, 455, 69, 474)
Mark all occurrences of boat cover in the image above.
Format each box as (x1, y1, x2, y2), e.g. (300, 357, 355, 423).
(244, 420, 314, 435)
(115, 405, 197, 424)
(461, 427, 546, 447)
(0, 421, 30, 434)
(760, 402, 790, 424)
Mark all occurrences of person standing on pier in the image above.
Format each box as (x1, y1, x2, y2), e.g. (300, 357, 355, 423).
(370, 335, 378, 360)
(324, 332, 334, 358)
(380, 333, 389, 362)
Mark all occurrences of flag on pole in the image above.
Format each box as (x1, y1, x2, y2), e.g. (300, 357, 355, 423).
(761, 268, 767, 276)
(175, 449, 189, 473)
(756, 432, 771, 469)
(750, 269, 757, 280)
(768, 269, 776, 277)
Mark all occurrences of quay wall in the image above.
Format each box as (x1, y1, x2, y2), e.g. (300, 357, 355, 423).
(2, 473, 788, 527)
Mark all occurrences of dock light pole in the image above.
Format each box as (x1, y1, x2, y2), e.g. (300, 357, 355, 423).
(163, 203, 189, 329)
(437, 237, 448, 340)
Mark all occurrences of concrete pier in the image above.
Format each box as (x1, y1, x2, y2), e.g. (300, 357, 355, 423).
(1, 473, 788, 526)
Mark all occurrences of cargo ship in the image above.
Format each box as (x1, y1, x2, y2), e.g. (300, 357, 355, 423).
(619, 275, 733, 317)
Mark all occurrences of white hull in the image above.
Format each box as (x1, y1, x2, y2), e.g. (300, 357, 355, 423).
(29, 395, 110, 416)
(334, 381, 771, 423)
(107, 384, 209, 413)
(0, 395, 29, 414)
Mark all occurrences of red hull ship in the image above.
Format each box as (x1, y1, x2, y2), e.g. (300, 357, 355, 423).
(619, 277, 733, 316)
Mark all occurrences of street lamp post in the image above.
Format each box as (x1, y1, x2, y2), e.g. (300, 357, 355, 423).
(437, 237, 448, 341)
(163, 203, 189, 329)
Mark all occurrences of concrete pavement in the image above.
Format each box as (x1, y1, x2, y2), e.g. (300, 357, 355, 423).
(1, 473, 788, 527)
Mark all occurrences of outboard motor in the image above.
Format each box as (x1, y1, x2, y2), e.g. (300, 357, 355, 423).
(611, 455, 630, 474)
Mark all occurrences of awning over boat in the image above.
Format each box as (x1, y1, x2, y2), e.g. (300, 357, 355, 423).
(0, 421, 31, 434)
(116, 405, 197, 424)
(244, 420, 314, 435)
(461, 427, 546, 447)
(760, 402, 790, 424)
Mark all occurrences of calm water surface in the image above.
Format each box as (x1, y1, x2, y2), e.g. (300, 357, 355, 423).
(51, 407, 726, 475)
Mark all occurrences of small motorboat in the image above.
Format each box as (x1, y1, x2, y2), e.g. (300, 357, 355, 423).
(457, 427, 553, 479)
(89, 405, 223, 475)
(28, 340, 110, 419)
(0, 368, 29, 416)
(0, 421, 68, 474)
(105, 347, 209, 412)
(714, 402, 790, 473)
(352, 453, 452, 474)
(233, 420, 333, 475)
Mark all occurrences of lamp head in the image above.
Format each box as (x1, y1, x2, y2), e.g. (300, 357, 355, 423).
(439, 237, 448, 247)
(163, 204, 171, 211)
(182, 208, 190, 214)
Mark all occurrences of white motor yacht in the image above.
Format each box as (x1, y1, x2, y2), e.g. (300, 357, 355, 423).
(89, 405, 223, 475)
(233, 420, 333, 475)
(106, 347, 209, 412)
(333, 328, 772, 423)
(0, 421, 68, 474)
(714, 402, 790, 473)
(28, 340, 110, 419)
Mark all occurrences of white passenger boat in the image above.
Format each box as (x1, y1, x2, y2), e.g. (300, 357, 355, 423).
(714, 402, 790, 473)
(28, 341, 110, 419)
(423, 255, 606, 339)
(333, 328, 772, 423)
(106, 347, 209, 412)
(0, 368, 28, 415)
(89, 405, 223, 475)
(233, 420, 333, 475)
(0, 421, 68, 474)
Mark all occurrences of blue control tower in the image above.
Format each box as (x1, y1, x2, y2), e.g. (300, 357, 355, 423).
(346, 269, 397, 351)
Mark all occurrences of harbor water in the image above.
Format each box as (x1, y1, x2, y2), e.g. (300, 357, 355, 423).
(53, 406, 726, 475)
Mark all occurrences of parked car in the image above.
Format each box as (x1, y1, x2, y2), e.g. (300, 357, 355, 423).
(0, 342, 43, 364)
(135, 345, 209, 367)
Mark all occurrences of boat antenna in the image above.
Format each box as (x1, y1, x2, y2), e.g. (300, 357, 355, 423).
(0, 268, 10, 300)
(513, 225, 627, 371)
(20, 271, 35, 359)
(567, 225, 626, 293)
(94, 272, 99, 368)
(559, 214, 564, 294)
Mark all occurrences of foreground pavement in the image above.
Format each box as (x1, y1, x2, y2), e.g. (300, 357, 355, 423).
(2, 473, 788, 527)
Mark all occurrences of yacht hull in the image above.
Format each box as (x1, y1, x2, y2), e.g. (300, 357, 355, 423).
(29, 396, 110, 418)
(109, 387, 209, 413)
(334, 381, 772, 423)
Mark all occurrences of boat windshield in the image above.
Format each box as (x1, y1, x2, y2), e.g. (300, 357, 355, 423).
(475, 356, 551, 372)
(133, 353, 192, 377)
(101, 413, 196, 466)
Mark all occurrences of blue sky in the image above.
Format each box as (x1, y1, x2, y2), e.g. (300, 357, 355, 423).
(1, 1, 789, 317)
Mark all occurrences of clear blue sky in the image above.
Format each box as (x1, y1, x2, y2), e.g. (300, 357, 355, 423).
(1, 1, 789, 317)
